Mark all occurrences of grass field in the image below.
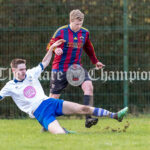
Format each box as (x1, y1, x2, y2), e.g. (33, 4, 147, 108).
(0, 117, 149, 150)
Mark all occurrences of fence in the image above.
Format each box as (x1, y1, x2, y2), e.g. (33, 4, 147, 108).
(0, 0, 150, 118)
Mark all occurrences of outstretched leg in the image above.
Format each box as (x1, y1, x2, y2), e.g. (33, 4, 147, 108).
(42, 100, 128, 134)
(62, 101, 128, 122)
(63, 101, 115, 117)
(62, 101, 94, 115)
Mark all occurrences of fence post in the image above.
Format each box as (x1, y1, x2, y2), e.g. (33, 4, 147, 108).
(123, 0, 129, 107)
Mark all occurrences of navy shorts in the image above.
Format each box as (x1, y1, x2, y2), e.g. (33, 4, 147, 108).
(33, 98, 64, 130)
(50, 69, 91, 94)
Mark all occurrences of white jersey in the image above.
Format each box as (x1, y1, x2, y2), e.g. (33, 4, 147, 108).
(0, 63, 49, 118)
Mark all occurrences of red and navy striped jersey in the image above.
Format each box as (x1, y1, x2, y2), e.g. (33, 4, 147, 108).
(46, 25, 99, 72)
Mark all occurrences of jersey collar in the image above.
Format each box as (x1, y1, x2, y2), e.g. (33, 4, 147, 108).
(68, 24, 81, 34)
(14, 75, 27, 83)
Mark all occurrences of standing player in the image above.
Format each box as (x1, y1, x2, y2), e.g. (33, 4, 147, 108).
(0, 39, 128, 134)
(46, 9, 105, 128)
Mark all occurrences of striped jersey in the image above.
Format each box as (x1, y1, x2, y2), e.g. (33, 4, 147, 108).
(47, 25, 99, 72)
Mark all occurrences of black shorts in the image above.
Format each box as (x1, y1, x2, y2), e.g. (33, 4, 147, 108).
(50, 69, 91, 94)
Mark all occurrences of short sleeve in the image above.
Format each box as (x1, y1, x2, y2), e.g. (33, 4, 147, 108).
(27, 63, 44, 79)
(0, 83, 11, 101)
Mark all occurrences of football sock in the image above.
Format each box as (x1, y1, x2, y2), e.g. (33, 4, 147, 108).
(93, 107, 117, 118)
(83, 95, 93, 119)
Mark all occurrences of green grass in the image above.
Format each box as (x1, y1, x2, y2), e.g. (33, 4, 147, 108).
(0, 117, 150, 150)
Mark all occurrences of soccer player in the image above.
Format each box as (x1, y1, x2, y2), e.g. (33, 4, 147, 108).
(0, 39, 128, 134)
(46, 9, 105, 128)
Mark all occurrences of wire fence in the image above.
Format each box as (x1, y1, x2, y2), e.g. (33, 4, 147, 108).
(0, 0, 150, 118)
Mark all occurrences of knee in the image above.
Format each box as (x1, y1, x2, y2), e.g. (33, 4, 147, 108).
(80, 105, 91, 114)
(48, 129, 65, 134)
(88, 84, 93, 92)
(83, 82, 93, 94)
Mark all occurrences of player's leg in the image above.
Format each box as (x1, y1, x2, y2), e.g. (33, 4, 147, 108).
(62, 101, 128, 122)
(35, 98, 73, 134)
(81, 80, 93, 108)
(48, 119, 76, 134)
(81, 80, 98, 128)
(62, 101, 94, 115)
(48, 120, 66, 134)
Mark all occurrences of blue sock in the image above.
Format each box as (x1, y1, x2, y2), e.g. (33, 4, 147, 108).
(93, 107, 116, 118)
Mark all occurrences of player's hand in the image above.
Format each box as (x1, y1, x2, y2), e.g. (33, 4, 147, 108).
(95, 62, 105, 70)
(50, 39, 66, 49)
(55, 48, 63, 56)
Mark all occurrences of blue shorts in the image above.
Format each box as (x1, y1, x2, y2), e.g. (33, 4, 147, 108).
(33, 98, 64, 130)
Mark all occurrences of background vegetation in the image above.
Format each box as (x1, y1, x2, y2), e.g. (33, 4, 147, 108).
(0, 0, 150, 117)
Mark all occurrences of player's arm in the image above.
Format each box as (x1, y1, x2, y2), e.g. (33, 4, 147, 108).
(0, 83, 11, 101)
(42, 39, 65, 69)
(28, 39, 65, 79)
(47, 38, 63, 56)
(46, 38, 59, 52)
(46, 28, 64, 56)
(84, 33, 105, 69)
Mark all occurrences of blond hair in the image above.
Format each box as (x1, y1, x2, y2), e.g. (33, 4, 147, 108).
(70, 9, 84, 21)
(10, 58, 26, 68)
